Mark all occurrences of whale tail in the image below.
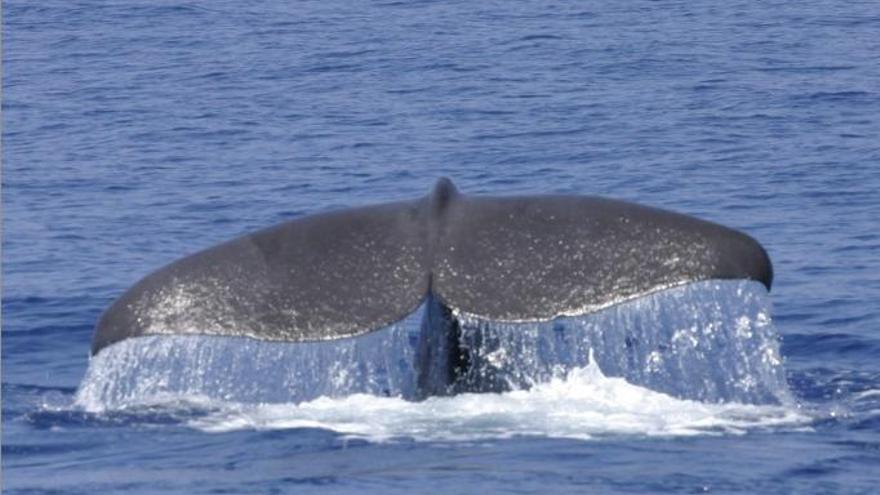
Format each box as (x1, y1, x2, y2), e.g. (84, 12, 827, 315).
(92, 178, 772, 396)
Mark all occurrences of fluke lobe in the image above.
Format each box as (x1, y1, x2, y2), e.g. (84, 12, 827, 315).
(92, 178, 772, 393)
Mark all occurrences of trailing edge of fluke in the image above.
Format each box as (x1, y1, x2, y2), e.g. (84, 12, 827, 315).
(91, 178, 772, 355)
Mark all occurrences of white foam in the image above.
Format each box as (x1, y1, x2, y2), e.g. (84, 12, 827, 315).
(187, 354, 809, 441)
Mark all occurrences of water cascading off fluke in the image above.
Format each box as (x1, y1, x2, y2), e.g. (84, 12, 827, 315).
(76, 280, 791, 411)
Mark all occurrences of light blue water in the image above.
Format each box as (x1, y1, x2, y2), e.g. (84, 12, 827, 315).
(3, 1, 880, 493)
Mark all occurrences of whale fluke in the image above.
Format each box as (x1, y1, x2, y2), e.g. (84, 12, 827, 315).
(91, 178, 772, 356)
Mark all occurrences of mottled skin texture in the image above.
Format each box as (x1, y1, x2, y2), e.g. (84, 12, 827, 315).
(92, 178, 772, 355)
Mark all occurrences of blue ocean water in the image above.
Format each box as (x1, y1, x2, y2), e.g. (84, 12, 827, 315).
(3, 0, 879, 493)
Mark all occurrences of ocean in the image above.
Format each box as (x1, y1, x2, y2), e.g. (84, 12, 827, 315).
(3, 1, 879, 493)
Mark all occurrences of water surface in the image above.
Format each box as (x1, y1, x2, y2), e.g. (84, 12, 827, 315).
(4, 1, 879, 493)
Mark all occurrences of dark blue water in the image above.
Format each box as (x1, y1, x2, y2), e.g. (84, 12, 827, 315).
(4, 1, 880, 493)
